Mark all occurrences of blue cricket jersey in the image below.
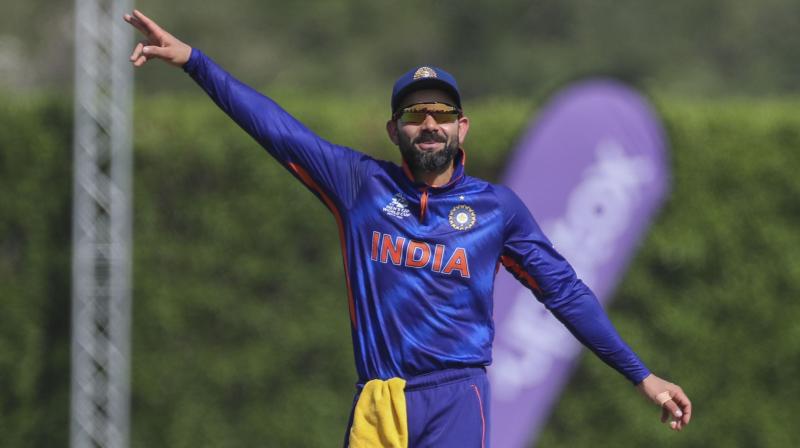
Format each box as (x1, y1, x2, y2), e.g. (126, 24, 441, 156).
(183, 49, 651, 385)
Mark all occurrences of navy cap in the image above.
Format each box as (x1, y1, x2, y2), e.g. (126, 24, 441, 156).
(391, 66, 462, 113)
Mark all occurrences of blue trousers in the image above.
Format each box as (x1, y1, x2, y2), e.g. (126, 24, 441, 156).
(344, 367, 490, 448)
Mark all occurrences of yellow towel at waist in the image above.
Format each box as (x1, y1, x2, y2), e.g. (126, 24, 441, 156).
(349, 377, 408, 448)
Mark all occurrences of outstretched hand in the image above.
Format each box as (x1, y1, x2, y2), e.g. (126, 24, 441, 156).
(636, 373, 692, 431)
(123, 10, 192, 67)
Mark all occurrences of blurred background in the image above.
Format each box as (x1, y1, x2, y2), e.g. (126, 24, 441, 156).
(1, 0, 799, 446)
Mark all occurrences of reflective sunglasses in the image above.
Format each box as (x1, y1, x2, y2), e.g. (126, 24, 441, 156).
(393, 102, 462, 124)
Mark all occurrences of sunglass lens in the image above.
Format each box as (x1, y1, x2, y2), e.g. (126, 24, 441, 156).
(430, 112, 459, 123)
(399, 111, 428, 123)
(398, 103, 459, 124)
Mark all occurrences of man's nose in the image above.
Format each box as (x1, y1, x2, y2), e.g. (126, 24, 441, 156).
(420, 113, 439, 130)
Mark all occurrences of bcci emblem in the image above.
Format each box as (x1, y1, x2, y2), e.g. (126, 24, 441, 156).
(413, 66, 438, 80)
(449, 205, 476, 231)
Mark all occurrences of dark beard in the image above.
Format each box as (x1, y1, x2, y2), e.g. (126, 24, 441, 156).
(399, 139, 458, 173)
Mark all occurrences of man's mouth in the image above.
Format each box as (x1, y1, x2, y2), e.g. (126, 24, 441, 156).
(415, 136, 445, 151)
(417, 141, 443, 151)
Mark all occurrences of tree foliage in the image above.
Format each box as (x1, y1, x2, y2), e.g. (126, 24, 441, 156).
(3, 0, 800, 98)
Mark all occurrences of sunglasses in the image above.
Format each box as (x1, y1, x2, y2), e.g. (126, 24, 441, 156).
(393, 102, 462, 124)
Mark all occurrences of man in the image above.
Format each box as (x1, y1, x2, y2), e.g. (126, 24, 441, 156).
(124, 10, 691, 447)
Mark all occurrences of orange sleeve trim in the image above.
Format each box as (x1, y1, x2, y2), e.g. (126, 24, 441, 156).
(287, 162, 357, 329)
(500, 255, 542, 294)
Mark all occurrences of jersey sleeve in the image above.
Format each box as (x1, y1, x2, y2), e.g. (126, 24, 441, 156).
(182, 48, 366, 210)
(496, 186, 650, 384)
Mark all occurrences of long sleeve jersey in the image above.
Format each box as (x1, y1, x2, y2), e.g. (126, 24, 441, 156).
(183, 49, 651, 385)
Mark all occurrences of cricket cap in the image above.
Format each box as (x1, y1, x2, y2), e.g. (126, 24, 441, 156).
(391, 65, 462, 113)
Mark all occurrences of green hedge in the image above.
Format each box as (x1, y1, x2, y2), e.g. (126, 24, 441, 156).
(538, 100, 800, 447)
(1, 91, 798, 447)
(0, 95, 72, 448)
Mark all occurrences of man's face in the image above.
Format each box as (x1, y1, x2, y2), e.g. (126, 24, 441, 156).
(386, 89, 470, 174)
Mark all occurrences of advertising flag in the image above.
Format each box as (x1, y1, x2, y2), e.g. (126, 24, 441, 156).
(489, 80, 670, 448)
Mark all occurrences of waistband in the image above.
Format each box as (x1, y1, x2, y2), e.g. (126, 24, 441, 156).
(357, 367, 486, 392)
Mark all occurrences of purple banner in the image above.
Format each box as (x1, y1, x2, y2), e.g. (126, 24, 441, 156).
(488, 80, 669, 447)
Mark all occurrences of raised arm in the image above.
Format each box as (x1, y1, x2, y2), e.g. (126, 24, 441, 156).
(122, 10, 367, 211)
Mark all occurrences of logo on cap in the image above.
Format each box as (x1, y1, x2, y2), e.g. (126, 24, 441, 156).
(413, 67, 438, 80)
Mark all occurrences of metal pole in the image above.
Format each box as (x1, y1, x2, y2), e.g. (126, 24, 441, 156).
(71, 0, 134, 446)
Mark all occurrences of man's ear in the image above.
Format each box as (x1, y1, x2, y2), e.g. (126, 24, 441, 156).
(457, 116, 470, 146)
(386, 119, 400, 145)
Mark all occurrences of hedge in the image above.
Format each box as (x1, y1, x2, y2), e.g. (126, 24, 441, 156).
(1, 90, 798, 447)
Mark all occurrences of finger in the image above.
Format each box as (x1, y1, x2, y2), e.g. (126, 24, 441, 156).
(666, 412, 683, 431)
(142, 45, 169, 60)
(124, 13, 150, 36)
(133, 10, 166, 37)
(130, 41, 144, 61)
(662, 399, 684, 421)
(133, 55, 148, 67)
(670, 390, 692, 425)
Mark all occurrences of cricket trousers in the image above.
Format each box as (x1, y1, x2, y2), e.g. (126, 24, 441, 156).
(344, 367, 489, 448)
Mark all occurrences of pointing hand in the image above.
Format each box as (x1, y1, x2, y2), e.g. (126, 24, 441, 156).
(123, 10, 192, 67)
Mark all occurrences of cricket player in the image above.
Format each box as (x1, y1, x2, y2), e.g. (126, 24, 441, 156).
(124, 10, 692, 447)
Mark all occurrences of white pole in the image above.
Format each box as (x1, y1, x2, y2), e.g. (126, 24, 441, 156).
(71, 0, 134, 446)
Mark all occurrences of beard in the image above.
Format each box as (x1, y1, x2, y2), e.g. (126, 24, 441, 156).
(398, 131, 459, 173)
